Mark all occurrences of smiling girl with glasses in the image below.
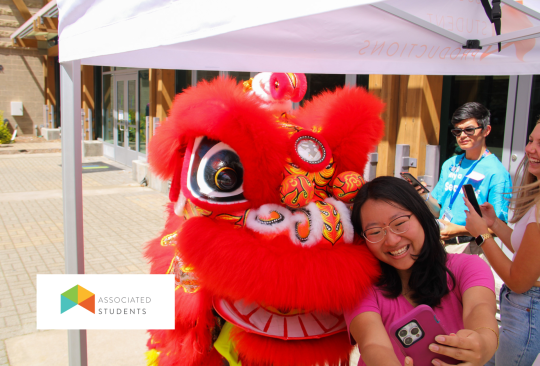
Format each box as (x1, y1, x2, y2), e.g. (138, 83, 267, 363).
(346, 176, 498, 366)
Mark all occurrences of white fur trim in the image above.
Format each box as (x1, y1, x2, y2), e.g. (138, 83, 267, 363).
(246, 204, 292, 235)
(251, 72, 273, 102)
(325, 197, 354, 244)
(174, 191, 187, 217)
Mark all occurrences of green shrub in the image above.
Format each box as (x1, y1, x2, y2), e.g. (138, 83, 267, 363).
(0, 110, 12, 144)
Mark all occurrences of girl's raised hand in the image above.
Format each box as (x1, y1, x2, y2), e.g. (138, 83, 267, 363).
(428, 328, 496, 366)
(463, 197, 489, 238)
(478, 202, 497, 228)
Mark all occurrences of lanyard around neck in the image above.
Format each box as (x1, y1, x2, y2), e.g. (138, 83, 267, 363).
(448, 149, 489, 210)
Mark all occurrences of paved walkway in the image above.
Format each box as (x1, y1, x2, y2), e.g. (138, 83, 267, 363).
(0, 148, 169, 365)
(0, 136, 61, 155)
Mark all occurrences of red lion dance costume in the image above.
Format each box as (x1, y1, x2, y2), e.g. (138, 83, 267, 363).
(145, 72, 385, 366)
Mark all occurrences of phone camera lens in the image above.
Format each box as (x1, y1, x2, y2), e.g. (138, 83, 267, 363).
(411, 327, 419, 335)
(399, 330, 408, 337)
(404, 337, 413, 345)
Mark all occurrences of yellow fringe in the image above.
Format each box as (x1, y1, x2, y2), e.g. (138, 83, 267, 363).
(145, 349, 160, 366)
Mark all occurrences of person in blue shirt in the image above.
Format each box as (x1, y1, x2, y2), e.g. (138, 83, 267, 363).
(425, 102, 512, 254)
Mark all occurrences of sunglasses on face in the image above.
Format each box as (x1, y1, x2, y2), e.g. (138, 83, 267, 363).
(450, 126, 483, 137)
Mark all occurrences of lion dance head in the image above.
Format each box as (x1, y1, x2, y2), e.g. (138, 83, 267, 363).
(145, 73, 385, 366)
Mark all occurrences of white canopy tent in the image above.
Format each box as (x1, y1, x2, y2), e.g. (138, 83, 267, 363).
(58, 0, 540, 74)
(56, 0, 540, 364)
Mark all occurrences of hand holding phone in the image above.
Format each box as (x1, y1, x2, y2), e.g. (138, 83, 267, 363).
(462, 184, 482, 217)
(400, 172, 429, 195)
(389, 305, 458, 366)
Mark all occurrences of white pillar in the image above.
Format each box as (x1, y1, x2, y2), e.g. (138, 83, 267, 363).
(60, 59, 88, 366)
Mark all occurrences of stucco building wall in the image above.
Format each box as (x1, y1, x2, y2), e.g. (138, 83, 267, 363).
(0, 1, 46, 135)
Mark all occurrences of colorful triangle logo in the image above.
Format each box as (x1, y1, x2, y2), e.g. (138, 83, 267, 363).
(61, 285, 95, 314)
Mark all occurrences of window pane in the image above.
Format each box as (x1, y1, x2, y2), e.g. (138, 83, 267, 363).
(127, 80, 136, 151)
(356, 75, 369, 89)
(228, 71, 251, 83)
(528, 76, 540, 138)
(197, 70, 220, 83)
(103, 74, 113, 144)
(175, 70, 192, 94)
(300, 74, 346, 106)
(139, 70, 150, 154)
(441, 76, 509, 162)
(117, 80, 125, 146)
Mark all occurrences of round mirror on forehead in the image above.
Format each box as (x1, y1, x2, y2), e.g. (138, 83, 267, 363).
(289, 130, 332, 172)
(297, 137, 324, 163)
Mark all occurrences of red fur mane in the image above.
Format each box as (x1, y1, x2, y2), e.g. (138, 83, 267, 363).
(145, 77, 386, 366)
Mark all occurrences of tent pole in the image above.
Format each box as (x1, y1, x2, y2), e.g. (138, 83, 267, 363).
(372, 3, 468, 46)
(501, 0, 540, 20)
(60, 59, 88, 366)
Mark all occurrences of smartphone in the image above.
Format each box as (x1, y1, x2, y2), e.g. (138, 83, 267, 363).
(389, 305, 458, 366)
(400, 172, 430, 195)
(462, 184, 482, 217)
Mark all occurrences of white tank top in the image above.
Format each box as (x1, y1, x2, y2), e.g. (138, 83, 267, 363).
(510, 204, 540, 281)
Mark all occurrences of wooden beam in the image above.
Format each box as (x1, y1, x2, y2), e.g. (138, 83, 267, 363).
(11, 0, 32, 21)
(148, 69, 157, 141)
(396, 75, 443, 178)
(156, 69, 175, 125)
(34, 17, 58, 33)
(81, 65, 95, 140)
(12, 37, 38, 48)
(369, 75, 401, 177)
(47, 44, 58, 56)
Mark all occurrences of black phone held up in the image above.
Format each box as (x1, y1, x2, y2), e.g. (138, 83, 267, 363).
(400, 172, 430, 195)
(462, 184, 482, 217)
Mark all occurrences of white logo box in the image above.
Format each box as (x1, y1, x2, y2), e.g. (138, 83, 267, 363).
(37, 274, 175, 330)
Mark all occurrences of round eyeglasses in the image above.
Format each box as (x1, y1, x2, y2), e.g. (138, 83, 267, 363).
(362, 215, 412, 243)
(450, 126, 483, 137)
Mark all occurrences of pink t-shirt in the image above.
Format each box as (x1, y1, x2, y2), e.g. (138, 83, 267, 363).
(344, 253, 495, 366)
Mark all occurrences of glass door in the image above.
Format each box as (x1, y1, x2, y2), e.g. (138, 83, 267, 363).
(114, 73, 139, 167)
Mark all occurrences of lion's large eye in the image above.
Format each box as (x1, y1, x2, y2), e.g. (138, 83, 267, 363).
(187, 137, 245, 203)
(202, 149, 243, 193)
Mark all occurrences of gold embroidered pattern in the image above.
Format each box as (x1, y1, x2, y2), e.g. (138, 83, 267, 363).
(160, 231, 178, 247)
(166, 252, 200, 293)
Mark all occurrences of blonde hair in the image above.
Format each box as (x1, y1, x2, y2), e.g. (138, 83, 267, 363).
(509, 120, 540, 223)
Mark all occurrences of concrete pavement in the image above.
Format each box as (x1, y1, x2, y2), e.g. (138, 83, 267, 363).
(0, 149, 169, 365)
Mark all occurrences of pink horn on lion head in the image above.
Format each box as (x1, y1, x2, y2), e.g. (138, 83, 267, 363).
(270, 73, 307, 102)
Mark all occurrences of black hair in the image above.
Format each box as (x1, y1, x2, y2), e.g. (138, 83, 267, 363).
(451, 102, 490, 129)
(351, 176, 455, 308)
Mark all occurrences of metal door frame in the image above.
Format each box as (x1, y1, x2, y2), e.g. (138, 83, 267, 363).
(502, 75, 534, 179)
(113, 73, 139, 167)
